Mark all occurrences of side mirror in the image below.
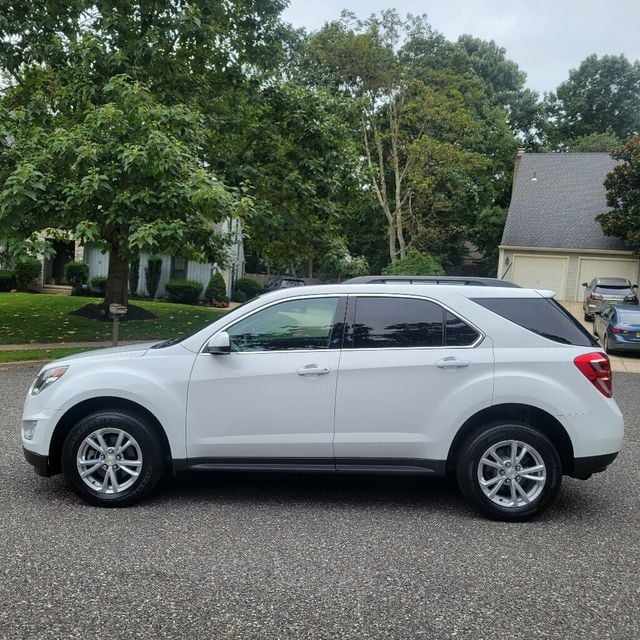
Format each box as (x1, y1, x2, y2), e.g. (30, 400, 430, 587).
(205, 332, 231, 355)
(581, 283, 588, 288)
(633, 284, 638, 289)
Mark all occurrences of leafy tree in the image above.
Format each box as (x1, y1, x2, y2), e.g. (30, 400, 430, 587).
(241, 82, 359, 275)
(567, 131, 622, 152)
(471, 206, 508, 276)
(382, 250, 444, 276)
(298, 11, 518, 267)
(0, 76, 240, 306)
(598, 136, 640, 252)
(545, 55, 640, 148)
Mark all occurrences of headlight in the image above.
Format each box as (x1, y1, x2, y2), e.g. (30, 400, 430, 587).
(31, 366, 69, 396)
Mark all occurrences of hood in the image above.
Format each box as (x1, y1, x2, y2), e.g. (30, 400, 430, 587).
(47, 341, 158, 366)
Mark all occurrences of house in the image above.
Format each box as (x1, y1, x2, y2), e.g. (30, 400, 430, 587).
(40, 218, 245, 298)
(497, 151, 640, 301)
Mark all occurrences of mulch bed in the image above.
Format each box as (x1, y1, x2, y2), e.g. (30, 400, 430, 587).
(70, 303, 158, 322)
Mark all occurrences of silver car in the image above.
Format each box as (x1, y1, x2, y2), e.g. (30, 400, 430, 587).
(582, 277, 638, 320)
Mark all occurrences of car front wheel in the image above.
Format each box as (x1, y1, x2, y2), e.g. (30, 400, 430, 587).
(61, 410, 165, 507)
(456, 423, 562, 521)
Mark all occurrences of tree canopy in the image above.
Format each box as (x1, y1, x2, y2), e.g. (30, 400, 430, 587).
(545, 54, 640, 149)
(598, 136, 640, 254)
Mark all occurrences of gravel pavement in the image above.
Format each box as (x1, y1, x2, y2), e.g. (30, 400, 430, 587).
(1, 364, 639, 640)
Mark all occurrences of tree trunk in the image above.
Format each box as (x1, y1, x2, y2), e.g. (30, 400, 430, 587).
(105, 249, 130, 307)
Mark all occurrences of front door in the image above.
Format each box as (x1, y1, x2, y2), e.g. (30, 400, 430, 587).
(186, 295, 345, 462)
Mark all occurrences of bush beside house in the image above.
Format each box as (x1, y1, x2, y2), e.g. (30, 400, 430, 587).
(15, 258, 42, 291)
(165, 279, 203, 304)
(0, 269, 16, 291)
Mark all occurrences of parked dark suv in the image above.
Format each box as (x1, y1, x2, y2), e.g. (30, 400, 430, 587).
(582, 277, 638, 320)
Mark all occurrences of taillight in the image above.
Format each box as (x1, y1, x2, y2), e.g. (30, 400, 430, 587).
(590, 293, 603, 301)
(611, 326, 629, 334)
(574, 352, 612, 398)
(624, 295, 637, 302)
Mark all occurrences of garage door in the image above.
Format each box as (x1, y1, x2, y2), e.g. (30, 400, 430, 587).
(577, 258, 640, 299)
(512, 255, 568, 298)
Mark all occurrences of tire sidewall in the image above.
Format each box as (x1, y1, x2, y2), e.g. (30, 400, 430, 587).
(456, 422, 562, 522)
(62, 410, 164, 507)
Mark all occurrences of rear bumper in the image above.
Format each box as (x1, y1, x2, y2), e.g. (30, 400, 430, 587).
(571, 452, 619, 479)
(23, 448, 51, 477)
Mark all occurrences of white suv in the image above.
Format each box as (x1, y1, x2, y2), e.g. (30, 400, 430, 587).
(21, 284, 623, 521)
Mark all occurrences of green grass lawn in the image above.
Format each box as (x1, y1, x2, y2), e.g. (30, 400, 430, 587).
(0, 292, 229, 345)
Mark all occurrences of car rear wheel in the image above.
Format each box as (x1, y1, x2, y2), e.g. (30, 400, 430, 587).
(456, 423, 562, 521)
(62, 410, 165, 507)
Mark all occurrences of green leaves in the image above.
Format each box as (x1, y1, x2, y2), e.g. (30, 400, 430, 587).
(599, 136, 640, 254)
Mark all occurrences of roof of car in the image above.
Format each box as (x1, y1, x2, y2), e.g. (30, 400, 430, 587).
(343, 275, 519, 287)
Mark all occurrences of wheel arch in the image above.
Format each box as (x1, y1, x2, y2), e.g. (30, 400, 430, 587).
(49, 397, 172, 476)
(446, 403, 574, 475)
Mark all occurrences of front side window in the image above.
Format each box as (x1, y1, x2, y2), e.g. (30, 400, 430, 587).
(227, 297, 340, 352)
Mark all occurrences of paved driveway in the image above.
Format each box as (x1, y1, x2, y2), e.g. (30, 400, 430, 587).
(562, 300, 640, 373)
(1, 364, 639, 639)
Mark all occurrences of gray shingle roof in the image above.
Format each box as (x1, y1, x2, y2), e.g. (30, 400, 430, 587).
(501, 152, 626, 251)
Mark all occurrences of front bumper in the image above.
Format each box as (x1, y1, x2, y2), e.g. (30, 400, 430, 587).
(571, 452, 619, 479)
(23, 448, 51, 477)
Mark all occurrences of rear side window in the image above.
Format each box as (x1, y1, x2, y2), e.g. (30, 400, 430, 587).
(472, 297, 598, 347)
(351, 297, 478, 348)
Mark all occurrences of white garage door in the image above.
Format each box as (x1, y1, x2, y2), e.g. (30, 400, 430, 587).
(577, 258, 640, 299)
(512, 255, 568, 298)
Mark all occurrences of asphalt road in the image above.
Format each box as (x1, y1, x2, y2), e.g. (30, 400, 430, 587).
(1, 364, 639, 640)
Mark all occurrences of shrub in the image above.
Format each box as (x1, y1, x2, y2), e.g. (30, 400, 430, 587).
(64, 261, 89, 291)
(91, 276, 108, 294)
(233, 276, 263, 300)
(164, 278, 203, 304)
(382, 250, 445, 276)
(129, 256, 140, 296)
(15, 257, 42, 291)
(145, 257, 162, 298)
(205, 271, 227, 302)
(0, 269, 16, 291)
(231, 289, 247, 303)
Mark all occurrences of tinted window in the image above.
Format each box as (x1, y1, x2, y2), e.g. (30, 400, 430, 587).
(353, 297, 444, 348)
(228, 297, 339, 351)
(445, 311, 479, 346)
(472, 297, 597, 347)
(594, 286, 632, 294)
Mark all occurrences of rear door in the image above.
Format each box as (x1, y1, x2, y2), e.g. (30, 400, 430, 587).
(333, 294, 494, 466)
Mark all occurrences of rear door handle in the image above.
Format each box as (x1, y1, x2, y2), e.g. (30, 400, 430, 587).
(297, 365, 331, 376)
(436, 357, 471, 369)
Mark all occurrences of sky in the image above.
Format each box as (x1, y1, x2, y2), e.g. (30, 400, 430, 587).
(282, 0, 640, 95)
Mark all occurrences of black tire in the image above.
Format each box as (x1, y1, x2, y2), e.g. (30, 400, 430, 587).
(603, 334, 613, 355)
(584, 311, 593, 322)
(62, 410, 165, 507)
(456, 422, 562, 522)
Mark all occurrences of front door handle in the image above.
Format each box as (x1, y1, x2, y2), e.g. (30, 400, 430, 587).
(297, 365, 331, 376)
(436, 357, 471, 369)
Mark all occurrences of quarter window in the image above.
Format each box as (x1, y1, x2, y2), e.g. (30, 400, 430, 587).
(227, 297, 340, 352)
